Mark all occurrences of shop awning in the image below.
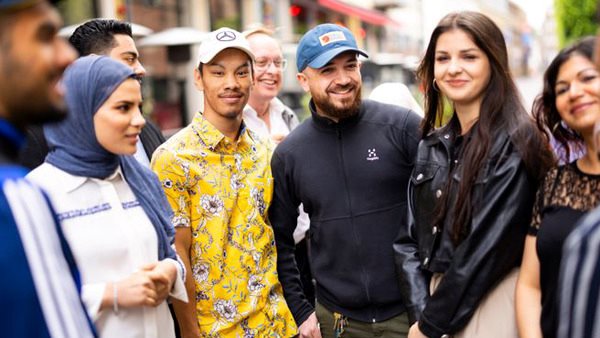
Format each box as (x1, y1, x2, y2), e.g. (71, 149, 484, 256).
(138, 27, 207, 47)
(318, 0, 400, 27)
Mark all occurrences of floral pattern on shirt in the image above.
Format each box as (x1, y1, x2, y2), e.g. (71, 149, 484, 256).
(151, 113, 296, 337)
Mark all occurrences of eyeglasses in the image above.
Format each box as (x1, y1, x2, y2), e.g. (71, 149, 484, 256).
(254, 58, 288, 71)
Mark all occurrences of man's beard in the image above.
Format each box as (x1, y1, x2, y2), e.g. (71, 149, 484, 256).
(7, 93, 68, 126)
(312, 85, 362, 120)
(0, 52, 68, 127)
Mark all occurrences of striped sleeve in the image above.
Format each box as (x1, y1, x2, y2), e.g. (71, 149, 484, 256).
(558, 206, 600, 338)
(3, 177, 95, 338)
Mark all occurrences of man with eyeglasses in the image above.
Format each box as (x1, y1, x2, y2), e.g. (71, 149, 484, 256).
(242, 26, 315, 308)
(18, 19, 166, 170)
(242, 27, 299, 143)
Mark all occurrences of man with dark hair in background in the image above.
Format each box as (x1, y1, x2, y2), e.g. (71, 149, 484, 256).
(19, 18, 165, 169)
(242, 25, 315, 306)
(0, 0, 95, 336)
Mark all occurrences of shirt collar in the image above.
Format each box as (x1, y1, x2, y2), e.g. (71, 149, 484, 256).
(243, 104, 259, 119)
(309, 99, 362, 129)
(191, 112, 256, 151)
(57, 164, 124, 193)
(244, 97, 286, 118)
(269, 97, 287, 115)
(104, 166, 125, 182)
(422, 116, 480, 154)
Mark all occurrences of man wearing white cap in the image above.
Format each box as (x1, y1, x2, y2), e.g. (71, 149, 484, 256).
(151, 27, 297, 337)
(269, 23, 421, 338)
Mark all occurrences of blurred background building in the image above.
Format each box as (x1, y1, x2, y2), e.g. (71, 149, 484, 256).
(55, 0, 559, 133)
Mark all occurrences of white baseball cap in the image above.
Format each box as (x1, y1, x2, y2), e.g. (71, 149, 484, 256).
(197, 27, 255, 64)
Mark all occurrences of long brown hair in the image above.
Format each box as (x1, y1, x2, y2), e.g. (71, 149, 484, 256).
(417, 11, 554, 243)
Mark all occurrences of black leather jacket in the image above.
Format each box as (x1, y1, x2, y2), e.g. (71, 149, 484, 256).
(393, 122, 538, 338)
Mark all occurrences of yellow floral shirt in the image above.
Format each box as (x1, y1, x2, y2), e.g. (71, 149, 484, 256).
(151, 113, 297, 337)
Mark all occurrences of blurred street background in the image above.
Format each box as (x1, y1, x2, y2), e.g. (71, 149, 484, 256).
(54, 0, 597, 133)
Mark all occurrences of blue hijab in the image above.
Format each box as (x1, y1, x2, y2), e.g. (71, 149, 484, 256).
(45, 55, 176, 261)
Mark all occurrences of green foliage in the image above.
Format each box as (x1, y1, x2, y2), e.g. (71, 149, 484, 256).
(555, 0, 598, 48)
(214, 16, 241, 31)
(56, 0, 95, 25)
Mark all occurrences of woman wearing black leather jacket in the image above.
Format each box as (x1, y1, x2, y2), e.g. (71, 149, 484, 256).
(393, 11, 554, 338)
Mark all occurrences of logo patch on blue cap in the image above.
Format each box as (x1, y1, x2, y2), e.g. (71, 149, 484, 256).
(319, 31, 347, 46)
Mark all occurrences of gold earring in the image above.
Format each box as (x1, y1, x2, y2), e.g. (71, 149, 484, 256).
(432, 78, 440, 92)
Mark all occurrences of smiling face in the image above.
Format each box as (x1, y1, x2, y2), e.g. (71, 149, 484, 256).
(195, 48, 253, 122)
(94, 78, 145, 155)
(297, 51, 362, 120)
(247, 33, 283, 102)
(554, 54, 600, 137)
(433, 29, 491, 112)
(0, 2, 77, 127)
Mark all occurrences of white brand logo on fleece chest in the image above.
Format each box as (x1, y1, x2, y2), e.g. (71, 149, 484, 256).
(367, 148, 379, 161)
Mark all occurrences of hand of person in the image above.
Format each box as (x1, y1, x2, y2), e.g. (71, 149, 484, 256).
(298, 312, 322, 338)
(114, 270, 158, 308)
(142, 261, 177, 304)
(408, 322, 429, 338)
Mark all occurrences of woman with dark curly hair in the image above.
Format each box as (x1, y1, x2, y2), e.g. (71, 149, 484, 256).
(516, 36, 600, 338)
(394, 11, 554, 338)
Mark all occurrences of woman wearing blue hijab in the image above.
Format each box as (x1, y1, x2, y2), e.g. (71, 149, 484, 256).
(27, 55, 186, 337)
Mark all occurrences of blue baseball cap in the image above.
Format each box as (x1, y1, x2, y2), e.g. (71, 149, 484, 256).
(296, 23, 368, 72)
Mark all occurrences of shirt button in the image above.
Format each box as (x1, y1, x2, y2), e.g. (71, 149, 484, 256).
(432, 226, 438, 235)
(435, 189, 442, 198)
(441, 335, 450, 338)
(454, 159, 458, 164)
(416, 173, 424, 181)
(444, 134, 450, 139)
(423, 257, 429, 266)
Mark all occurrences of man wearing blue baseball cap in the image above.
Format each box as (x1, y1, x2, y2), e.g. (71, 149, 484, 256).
(269, 23, 422, 338)
(0, 0, 95, 337)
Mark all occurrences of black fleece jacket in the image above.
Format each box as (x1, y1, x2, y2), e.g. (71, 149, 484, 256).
(269, 99, 421, 325)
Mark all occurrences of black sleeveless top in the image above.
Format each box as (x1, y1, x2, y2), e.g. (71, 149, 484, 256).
(530, 162, 600, 338)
